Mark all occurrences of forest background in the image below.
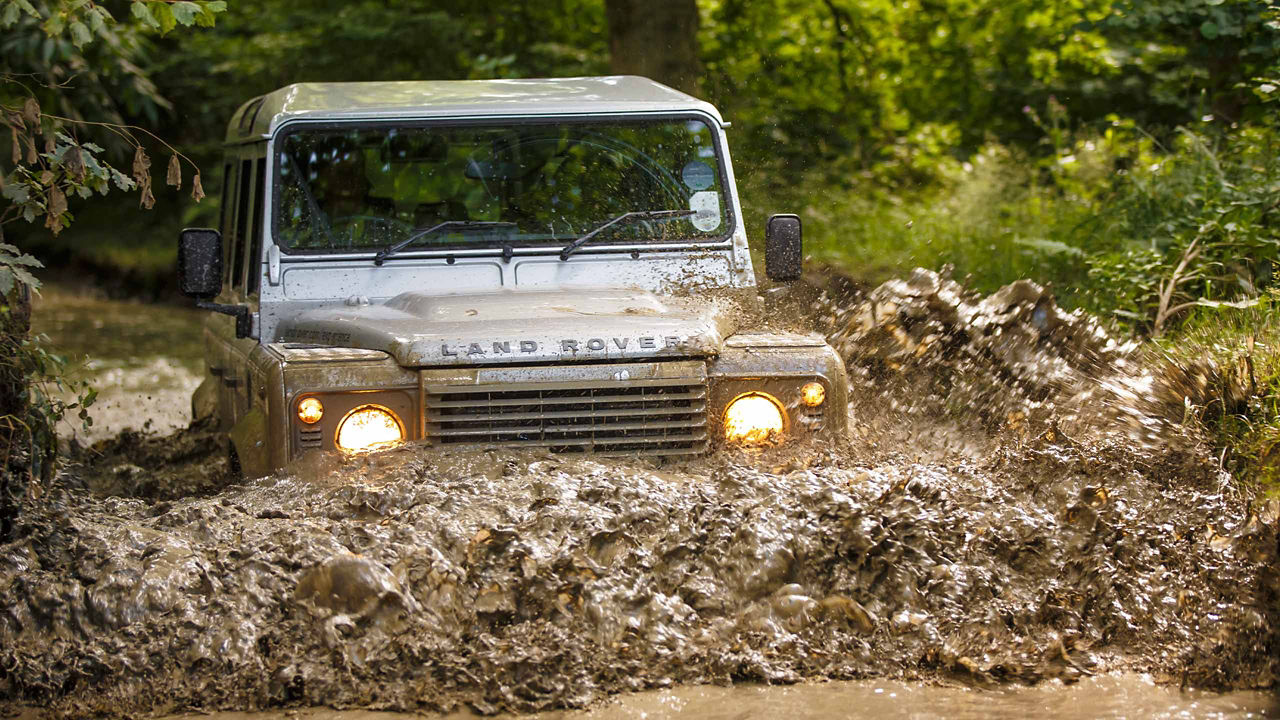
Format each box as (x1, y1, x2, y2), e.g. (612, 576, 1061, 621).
(1, 0, 1279, 491)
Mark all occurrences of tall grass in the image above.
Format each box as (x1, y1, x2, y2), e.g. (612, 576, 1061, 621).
(1160, 294, 1280, 488)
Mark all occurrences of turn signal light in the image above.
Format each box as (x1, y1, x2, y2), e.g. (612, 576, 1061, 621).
(297, 397, 324, 424)
(801, 382, 826, 407)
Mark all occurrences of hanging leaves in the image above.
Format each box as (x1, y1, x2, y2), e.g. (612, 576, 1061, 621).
(64, 145, 85, 181)
(166, 154, 181, 189)
(21, 97, 39, 131)
(45, 185, 67, 234)
(132, 145, 154, 209)
(191, 172, 205, 203)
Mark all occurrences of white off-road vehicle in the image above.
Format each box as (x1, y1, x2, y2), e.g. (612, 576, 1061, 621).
(178, 76, 847, 476)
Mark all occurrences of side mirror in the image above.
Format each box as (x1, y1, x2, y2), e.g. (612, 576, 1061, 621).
(764, 214, 802, 281)
(178, 228, 222, 299)
(178, 227, 251, 339)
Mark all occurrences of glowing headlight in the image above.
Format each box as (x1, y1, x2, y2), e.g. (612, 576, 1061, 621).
(297, 397, 324, 424)
(335, 404, 404, 452)
(801, 382, 826, 407)
(724, 392, 786, 445)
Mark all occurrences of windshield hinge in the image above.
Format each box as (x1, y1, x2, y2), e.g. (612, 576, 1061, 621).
(267, 243, 281, 286)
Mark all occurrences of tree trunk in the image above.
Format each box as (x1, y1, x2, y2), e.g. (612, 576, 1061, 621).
(605, 0, 702, 96)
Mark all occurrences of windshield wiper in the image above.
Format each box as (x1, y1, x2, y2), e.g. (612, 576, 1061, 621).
(559, 209, 695, 261)
(374, 221, 518, 266)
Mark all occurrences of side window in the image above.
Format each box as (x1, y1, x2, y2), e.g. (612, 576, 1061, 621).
(232, 158, 253, 291)
(221, 161, 237, 287)
(246, 157, 266, 296)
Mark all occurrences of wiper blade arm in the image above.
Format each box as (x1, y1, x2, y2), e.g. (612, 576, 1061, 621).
(374, 221, 518, 265)
(559, 209, 695, 261)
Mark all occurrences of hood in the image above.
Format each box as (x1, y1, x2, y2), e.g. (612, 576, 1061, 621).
(275, 289, 739, 367)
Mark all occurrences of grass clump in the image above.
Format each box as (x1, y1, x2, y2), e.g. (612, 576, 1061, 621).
(1157, 294, 1280, 488)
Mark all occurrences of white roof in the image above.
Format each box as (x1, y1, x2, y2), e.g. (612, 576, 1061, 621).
(226, 76, 724, 142)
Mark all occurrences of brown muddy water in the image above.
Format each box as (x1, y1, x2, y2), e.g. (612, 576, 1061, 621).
(5, 274, 1279, 718)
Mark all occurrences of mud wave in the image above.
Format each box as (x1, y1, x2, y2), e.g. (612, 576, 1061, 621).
(1, 271, 1276, 717)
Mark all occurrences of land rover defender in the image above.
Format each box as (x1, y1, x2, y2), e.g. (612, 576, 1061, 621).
(177, 76, 848, 476)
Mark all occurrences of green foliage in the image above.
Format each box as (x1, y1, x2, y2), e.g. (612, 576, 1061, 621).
(1092, 0, 1280, 123)
(1082, 122, 1280, 333)
(0, 244, 93, 486)
(0, 241, 39, 295)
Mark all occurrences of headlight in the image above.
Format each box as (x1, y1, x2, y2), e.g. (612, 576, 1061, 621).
(723, 392, 786, 445)
(335, 404, 405, 452)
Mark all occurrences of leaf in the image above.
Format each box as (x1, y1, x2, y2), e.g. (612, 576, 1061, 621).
(110, 167, 135, 192)
(132, 144, 150, 180)
(24, 135, 37, 164)
(87, 5, 108, 33)
(2, 3, 20, 27)
(166, 153, 181, 189)
(191, 172, 205, 202)
(132, 146, 153, 206)
(69, 20, 90, 47)
(130, 0, 159, 29)
(2, 180, 29, 202)
(64, 145, 85, 180)
(47, 184, 67, 216)
(1195, 297, 1262, 310)
(10, 126, 19, 165)
(41, 12, 63, 36)
(0, 267, 12, 296)
(9, 264, 39, 289)
(1015, 236, 1086, 257)
(22, 97, 39, 129)
(149, 1, 175, 33)
(1200, 20, 1220, 39)
(171, 1, 199, 26)
(3, 253, 43, 268)
(195, 0, 226, 26)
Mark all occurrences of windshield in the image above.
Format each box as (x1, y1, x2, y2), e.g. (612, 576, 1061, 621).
(274, 117, 731, 253)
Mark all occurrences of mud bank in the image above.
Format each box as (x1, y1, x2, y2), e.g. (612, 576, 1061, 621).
(2, 271, 1277, 717)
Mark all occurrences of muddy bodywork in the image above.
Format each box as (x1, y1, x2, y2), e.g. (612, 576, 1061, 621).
(197, 77, 848, 475)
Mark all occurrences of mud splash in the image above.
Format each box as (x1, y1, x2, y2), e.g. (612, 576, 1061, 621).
(2, 272, 1277, 717)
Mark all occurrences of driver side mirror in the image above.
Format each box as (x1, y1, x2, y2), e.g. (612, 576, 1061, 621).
(178, 227, 251, 339)
(178, 227, 222, 299)
(765, 214, 802, 281)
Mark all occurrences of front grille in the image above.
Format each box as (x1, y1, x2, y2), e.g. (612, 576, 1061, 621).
(423, 362, 708, 456)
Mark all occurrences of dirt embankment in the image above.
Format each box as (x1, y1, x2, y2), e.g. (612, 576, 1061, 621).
(0, 270, 1275, 717)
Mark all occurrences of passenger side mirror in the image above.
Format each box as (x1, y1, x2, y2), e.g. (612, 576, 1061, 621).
(765, 214, 802, 281)
(178, 228, 223, 299)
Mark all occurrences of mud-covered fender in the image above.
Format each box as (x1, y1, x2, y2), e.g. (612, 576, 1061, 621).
(228, 407, 270, 479)
(191, 375, 218, 424)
